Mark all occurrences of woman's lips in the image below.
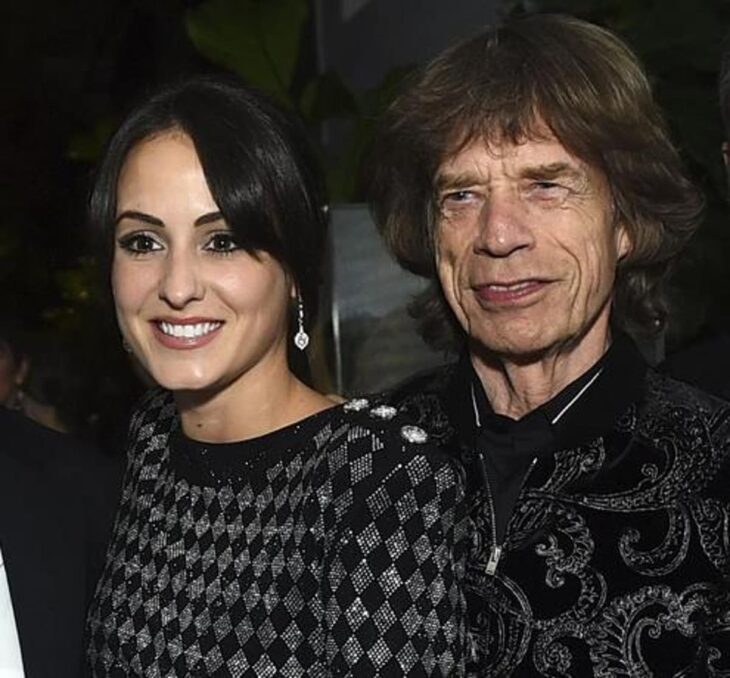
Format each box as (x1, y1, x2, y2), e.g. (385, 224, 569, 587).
(474, 280, 550, 305)
(151, 319, 223, 350)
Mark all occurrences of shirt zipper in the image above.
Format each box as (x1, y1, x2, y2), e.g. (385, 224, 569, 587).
(469, 365, 602, 577)
(477, 451, 537, 576)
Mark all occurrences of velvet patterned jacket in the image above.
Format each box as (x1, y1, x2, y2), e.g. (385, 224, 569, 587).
(388, 340, 730, 676)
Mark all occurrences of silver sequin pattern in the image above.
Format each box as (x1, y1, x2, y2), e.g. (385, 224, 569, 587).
(87, 391, 468, 677)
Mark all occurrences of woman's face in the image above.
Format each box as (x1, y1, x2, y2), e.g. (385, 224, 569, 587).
(112, 131, 293, 394)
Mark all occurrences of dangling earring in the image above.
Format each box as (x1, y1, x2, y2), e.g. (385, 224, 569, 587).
(294, 295, 309, 350)
(122, 338, 133, 354)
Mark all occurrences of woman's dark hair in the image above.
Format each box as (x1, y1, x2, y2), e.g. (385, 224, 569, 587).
(368, 14, 703, 350)
(90, 75, 327, 325)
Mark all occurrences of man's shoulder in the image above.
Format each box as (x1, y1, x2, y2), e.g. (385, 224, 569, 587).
(639, 369, 730, 495)
(643, 368, 730, 434)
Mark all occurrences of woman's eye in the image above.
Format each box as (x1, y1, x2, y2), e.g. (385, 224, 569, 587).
(118, 233, 162, 254)
(205, 232, 239, 253)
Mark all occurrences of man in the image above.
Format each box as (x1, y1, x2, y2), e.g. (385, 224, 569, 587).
(0, 406, 119, 676)
(369, 14, 730, 675)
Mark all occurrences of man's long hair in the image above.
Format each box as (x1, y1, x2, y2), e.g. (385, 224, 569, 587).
(367, 14, 703, 351)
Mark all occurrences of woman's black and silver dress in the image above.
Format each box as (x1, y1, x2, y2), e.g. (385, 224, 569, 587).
(87, 392, 468, 677)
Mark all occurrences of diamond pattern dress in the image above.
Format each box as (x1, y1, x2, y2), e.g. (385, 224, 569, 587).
(86, 391, 469, 677)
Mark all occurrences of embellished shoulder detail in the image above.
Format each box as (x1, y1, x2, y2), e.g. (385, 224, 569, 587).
(382, 364, 460, 446)
(321, 395, 463, 504)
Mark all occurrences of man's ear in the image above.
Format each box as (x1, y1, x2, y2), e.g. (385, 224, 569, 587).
(722, 141, 730, 168)
(615, 222, 632, 262)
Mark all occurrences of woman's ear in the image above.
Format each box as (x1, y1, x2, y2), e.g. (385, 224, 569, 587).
(284, 268, 297, 300)
(14, 355, 29, 387)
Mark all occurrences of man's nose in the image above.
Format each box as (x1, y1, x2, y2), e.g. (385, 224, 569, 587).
(474, 192, 534, 257)
(158, 249, 204, 309)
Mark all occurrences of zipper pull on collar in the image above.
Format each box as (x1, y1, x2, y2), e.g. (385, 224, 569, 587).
(486, 544, 502, 575)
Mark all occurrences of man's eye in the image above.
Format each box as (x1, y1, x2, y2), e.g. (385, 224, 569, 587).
(205, 232, 239, 253)
(118, 233, 162, 254)
(531, 181, 566, 193)
(527, 181, 570, 201)
(443, 190, 475, 203)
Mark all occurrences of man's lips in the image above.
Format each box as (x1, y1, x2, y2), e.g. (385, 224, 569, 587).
(150, 318, 223, 349)
(474, 279, 551, 305)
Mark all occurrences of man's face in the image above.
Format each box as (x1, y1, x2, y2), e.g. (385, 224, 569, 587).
(434, 131, 631, 360)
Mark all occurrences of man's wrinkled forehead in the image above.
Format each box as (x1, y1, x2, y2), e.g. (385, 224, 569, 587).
(434, 126, 594, 189)
(434, 115, 564, 177)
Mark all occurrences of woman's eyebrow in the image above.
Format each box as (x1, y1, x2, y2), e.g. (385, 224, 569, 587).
(114, 211, 224, 227)
(194, 211, 224, 227)
(115, 210, 163, 226)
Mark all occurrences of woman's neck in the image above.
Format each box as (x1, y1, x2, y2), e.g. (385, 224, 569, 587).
(175, 356, 334, 443)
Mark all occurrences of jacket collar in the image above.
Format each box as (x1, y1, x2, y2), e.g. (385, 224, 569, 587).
(442, 333, 647, 454)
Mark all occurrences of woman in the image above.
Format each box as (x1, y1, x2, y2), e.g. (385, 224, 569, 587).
(85, 76, 468, 676)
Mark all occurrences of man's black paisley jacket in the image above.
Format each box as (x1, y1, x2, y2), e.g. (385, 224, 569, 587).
(388, 339, 730, 676)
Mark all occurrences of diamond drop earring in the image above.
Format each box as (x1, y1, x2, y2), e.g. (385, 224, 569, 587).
(294, 295, 309, 350)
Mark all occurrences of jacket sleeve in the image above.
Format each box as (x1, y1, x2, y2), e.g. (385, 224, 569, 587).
(322, 428, 468, 677)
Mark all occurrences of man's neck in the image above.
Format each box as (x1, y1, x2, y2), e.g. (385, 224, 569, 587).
(471, 325, 612, 420)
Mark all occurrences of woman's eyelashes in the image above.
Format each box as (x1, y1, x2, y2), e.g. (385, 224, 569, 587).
(117, 231, 163, 255)
(204, 231, 241, 255)
(116, 229, 243, 257)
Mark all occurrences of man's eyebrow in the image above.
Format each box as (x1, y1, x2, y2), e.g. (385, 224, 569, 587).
(435, 171, 484, 191)
(115, 210, 163, 227)
(520, 162, 584, 181)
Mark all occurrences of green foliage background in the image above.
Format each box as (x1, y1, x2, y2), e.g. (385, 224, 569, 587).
(2, 0, 730, 441)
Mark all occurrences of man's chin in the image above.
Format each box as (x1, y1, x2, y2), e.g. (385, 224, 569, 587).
(469, 329, 558, 364)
